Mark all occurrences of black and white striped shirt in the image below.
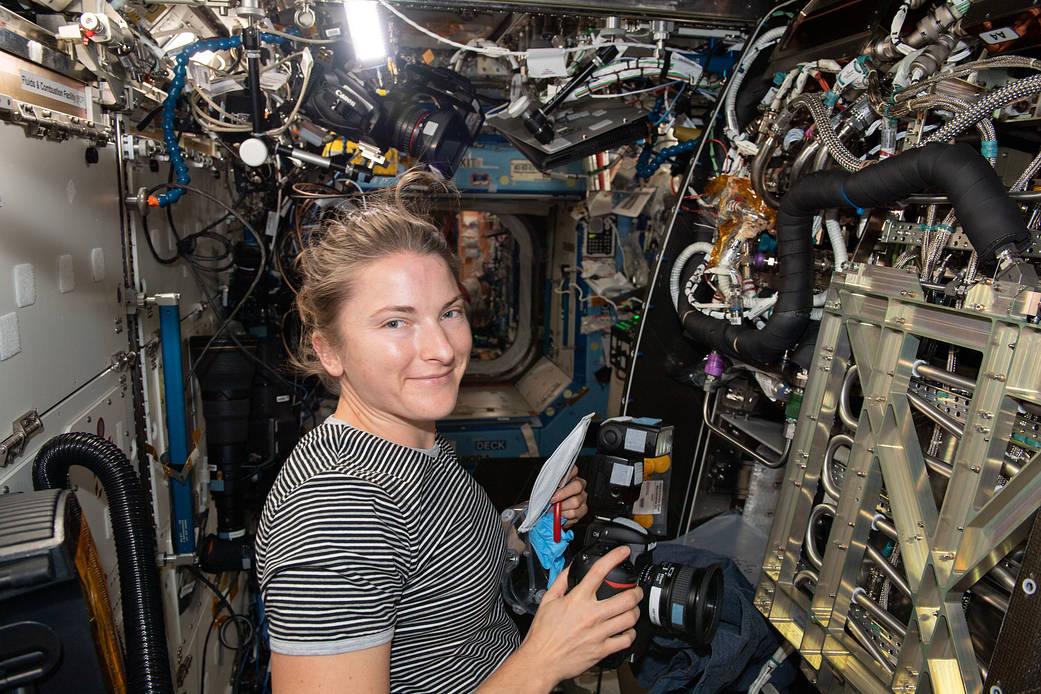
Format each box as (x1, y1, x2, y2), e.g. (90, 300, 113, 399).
(255, 418, 520, 693)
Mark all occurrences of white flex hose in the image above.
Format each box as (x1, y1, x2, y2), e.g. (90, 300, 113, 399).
(825, 213, 848, 268)
(724, 26, 787, 142)
(670, 242, 716, 310)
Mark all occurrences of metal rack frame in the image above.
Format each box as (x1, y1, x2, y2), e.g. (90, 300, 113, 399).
(757, 262, 1041, 693)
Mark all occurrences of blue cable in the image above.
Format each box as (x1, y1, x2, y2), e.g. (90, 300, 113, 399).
(654, 83, 686, 125)
(840, 184, 864, 216)
(155, 32, 285, 207)
(636, 98, 700, 181)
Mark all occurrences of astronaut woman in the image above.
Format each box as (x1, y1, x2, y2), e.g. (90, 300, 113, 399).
(254, 171, 642, 693)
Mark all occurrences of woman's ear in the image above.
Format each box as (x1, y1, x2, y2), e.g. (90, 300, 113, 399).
(312, 331, 344, 379)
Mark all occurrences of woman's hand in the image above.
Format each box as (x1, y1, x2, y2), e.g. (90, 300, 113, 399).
(512, 546, 642, 688)
(551, 466, 588, 529)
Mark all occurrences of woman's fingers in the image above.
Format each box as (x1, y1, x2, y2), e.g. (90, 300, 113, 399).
(601, 628, 638, 656)
(550, 475, 586, 505)
(543, 563, 571, 601)
(572, 546, 631, 598)
(596, 605, 641, 640)
(552, 473, 588, 527)
(561, 501, 587, 529)
(599, 585, 643, 614)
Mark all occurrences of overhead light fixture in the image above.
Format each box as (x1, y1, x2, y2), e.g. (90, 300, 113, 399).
(344, 0, 386, 65)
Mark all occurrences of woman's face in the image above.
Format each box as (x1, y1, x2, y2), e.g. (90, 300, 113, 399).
(314, 251, 471, 440)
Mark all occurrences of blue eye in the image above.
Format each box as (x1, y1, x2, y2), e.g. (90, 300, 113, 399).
(442, 308, 463, 320)
(383, 319, 405, 329)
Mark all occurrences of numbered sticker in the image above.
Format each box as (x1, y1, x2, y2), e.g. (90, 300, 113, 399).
(980, 27, 1020, 44)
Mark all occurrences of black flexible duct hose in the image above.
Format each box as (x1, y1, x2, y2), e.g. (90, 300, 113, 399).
(680, 142, 1030, 364)
(33, 432, 173, 694)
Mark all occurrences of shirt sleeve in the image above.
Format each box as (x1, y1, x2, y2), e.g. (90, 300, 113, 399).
(259, 472, 412, 656)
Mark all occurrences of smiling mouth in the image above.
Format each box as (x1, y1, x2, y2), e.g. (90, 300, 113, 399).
(411, 372, 453, 382)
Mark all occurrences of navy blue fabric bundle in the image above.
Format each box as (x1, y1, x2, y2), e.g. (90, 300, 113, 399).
(631, 544, 779, 693)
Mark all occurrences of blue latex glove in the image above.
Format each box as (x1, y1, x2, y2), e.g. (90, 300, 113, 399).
(530, 511, 573, 586)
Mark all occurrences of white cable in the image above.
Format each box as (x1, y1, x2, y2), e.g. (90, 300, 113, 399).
(574, 57, 703, 99)
(377, 0, 730, 65)
(745, 294, 778, 320)
(670, 242, 715, 310)
(189, 49, 313, 137)
(889, 2, 916, 56)
(724, 26, 787, 142)
(587, 79, 683, 99)
(265, 57, 312, 136)
(263, 27, 337, 44)
(769, 68, 798, 111)
(193, 88, 250, 123)
(749, 643, 796, 694)
(376, 0, 527, 57)
(451, 38, 520, 71)
(709, 266, 735, 299)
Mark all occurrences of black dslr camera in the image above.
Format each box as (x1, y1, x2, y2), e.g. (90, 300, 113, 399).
(304, 61, 483, 176)
(569, 417, 724, 661)
(568, 518, 723, 653)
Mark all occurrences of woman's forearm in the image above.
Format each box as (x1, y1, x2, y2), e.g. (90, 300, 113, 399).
(473, 645, 554, 694)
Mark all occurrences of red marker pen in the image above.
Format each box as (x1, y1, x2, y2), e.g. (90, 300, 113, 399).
(553, 501, 562, 542)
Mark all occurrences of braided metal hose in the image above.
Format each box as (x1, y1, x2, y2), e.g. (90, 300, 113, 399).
(924, 209, 956, 279)
(788, 93, 867, 172)
(964, 250, 980, 284)
(920, 204, 937, 274)
(902, 94, 997, 165)
(893, 56, 1041, 105)
(811, 120, 857, 172)
(925, 74, 1041, 145)
(1012, 149, 1041, 192)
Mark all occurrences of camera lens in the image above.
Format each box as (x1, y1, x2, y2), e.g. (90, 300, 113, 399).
(389, 104, 472, 176)
(597, 423, 623, 451)
(640, 562, 723, 648)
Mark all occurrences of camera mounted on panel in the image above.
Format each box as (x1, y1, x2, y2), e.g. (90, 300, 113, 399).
(287, 60, 483, 178)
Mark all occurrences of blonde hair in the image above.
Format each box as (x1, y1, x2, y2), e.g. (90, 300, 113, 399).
(291, 170, 459, 391)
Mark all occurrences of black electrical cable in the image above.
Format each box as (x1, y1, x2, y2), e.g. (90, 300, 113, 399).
(144, 182, 268, 386)
(181, 230, 236, 272)
(232, 642, 250, 694)
(142, 153, 182, 266)
(219, 614, 255, 650)
(143, 156, 237, 270)
(183, 256, 311, 404)
(141, 212, 182, 265)
(200, 616, 218, 694)
(189, 565, 238, 619)
(190, 568, 256, 693)
(158, 190, 300, 401)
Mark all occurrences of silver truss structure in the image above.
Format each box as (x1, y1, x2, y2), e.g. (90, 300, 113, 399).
(757, 262, 1041, 694)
